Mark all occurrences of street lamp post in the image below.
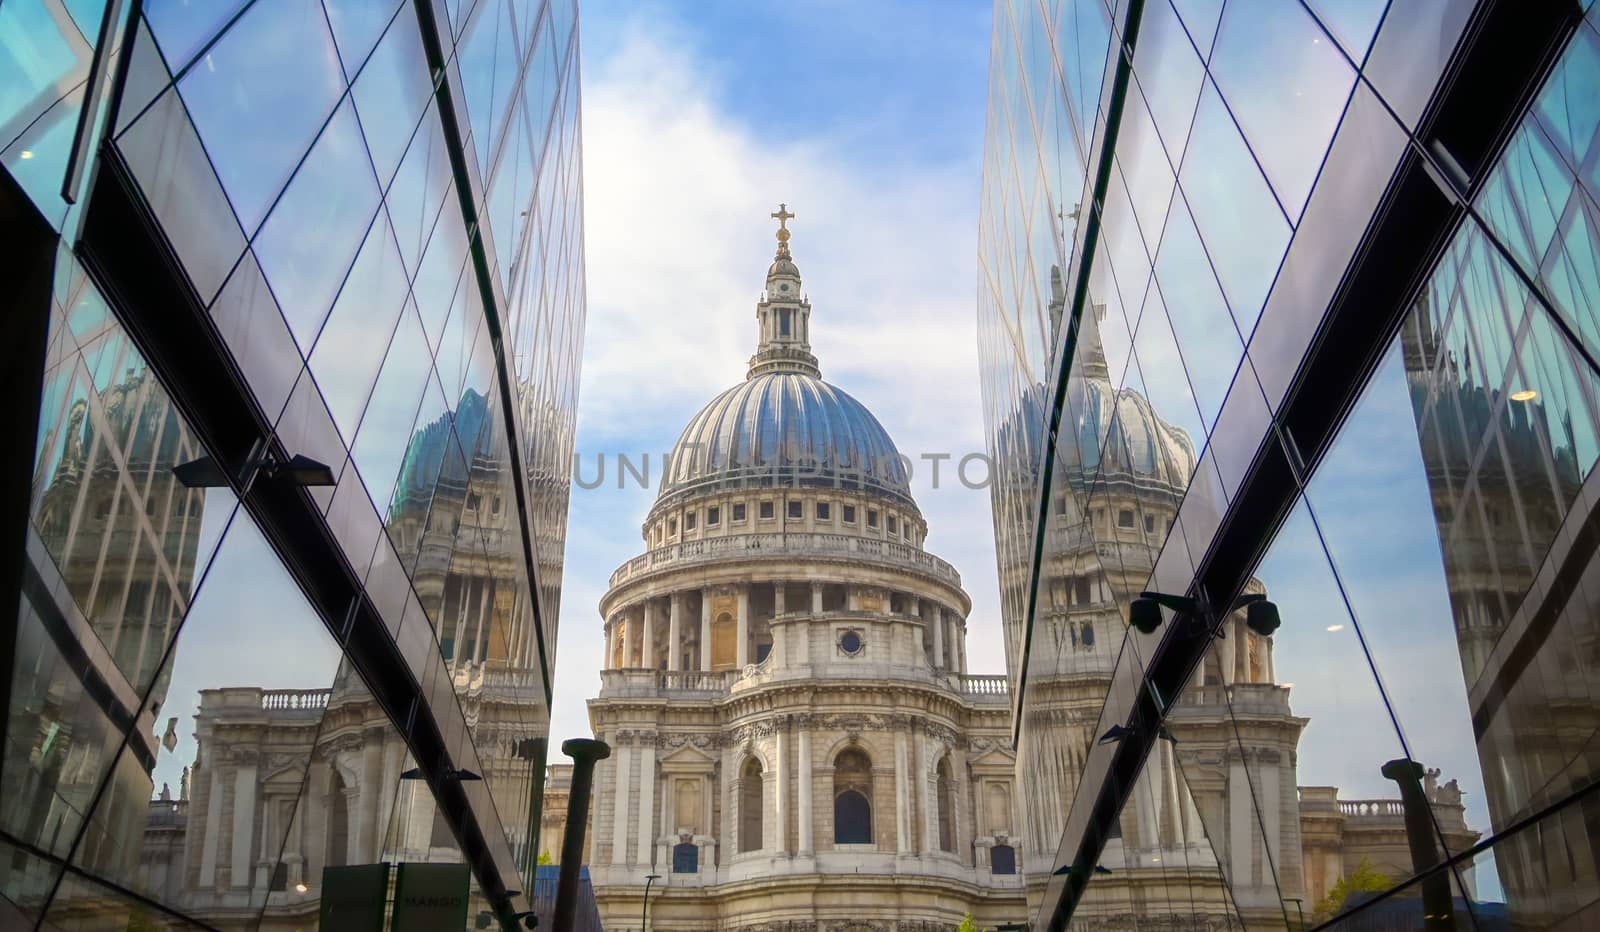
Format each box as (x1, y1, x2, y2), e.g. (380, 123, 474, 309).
(642, 873, 662, 932)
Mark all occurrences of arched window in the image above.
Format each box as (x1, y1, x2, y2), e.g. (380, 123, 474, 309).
(739, 757, 764, 852)
(326, 772, 349, 867)
(991, 843, 1017, 875)
(936, 757, 954, 852)
(833, 748, 874, 845)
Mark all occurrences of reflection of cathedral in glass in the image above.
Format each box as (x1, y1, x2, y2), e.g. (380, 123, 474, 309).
(998, 273, 1479, 925)
(3, 0, 586, 925)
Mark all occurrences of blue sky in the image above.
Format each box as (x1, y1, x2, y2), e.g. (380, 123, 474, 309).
(549, 0, 1001, 749)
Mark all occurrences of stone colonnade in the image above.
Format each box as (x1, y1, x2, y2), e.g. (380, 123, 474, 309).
(603, 580, 969, 673)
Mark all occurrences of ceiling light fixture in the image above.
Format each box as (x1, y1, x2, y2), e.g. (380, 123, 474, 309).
(20, 150, 34, 159)
(1326, 624, 1345, 632)
(1510, 389, 1539, 402)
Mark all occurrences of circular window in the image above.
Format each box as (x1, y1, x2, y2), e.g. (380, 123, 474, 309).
(779, 283, 790, 292)
(839, 630, 863, 655)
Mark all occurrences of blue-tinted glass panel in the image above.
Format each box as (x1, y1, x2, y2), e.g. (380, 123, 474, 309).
(323, 0, 403, 78)
(1179, 81, 1289, 333)
(387, 108, 454, 274)
(141, 0, 248, 73)
(309, 215, 409, 440)
(1150, 199, 1241, 430)
(1304, 0, 1388, 63)
(256, 99, 382, 354)
(1132, 0, 1204, 165)
(176, 0, 346, 231)
(351, 0, 432, 188)
(353, 306, 433, 515)
(1208, 0, 1356, 222)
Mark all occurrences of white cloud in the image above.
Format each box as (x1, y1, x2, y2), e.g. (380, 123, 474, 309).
(550, 17, 1002, 746)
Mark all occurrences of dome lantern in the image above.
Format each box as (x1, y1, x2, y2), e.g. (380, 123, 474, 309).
(750, 203, 820, 379)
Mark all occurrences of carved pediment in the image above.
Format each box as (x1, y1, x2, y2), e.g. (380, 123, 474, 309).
(968, 747, 1017, 770)
(660, 743, 716, 769)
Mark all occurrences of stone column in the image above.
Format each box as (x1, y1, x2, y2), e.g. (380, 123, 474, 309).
(611, 741, 632, 865)
(1135, 767, 1160, 849)
(1260, 753, 1281, 869)
(932, 609, 944, 669)
(955, 620, 966, 673)
(810, 582, 823, 613)
(798, 727, 814, 857)
(919, 737, 936, 856)
(736, 585, 750, 667)
(604, 618, 617, 670)
(642, 600, 657, 670)
(847, 586, 859, 611)
(379, 737, 405, 853)
(200, 766, 223, 887)
(775, 719, 789, 855)
(774, 581, 786, 614)
(628, 608, 642, 668)
(342, 785, 362, 866)
(699, 592, 712, 672)
(1228, 756, 1252, 885)
(637, 740, 657, 865)
(895, 732, 912, 855)
(1181, 765, 1205, 843)
(231, 755, 257, 889)
(668, 594, 683, 671)
(357, 739, 383, 861)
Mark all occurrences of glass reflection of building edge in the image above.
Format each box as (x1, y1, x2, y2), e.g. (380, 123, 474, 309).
(1401, 248, 1600, 924)
(982, 1, 1600, 929)
(997, 273, 1480, 927)
(3, 0, 586, 927)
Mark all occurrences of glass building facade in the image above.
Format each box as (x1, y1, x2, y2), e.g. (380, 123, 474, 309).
(979, 0, 1600, 928)
(1, 0, 584, 928)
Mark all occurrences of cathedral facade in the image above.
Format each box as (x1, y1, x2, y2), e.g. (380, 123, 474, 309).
(584, 213, 1029, 930)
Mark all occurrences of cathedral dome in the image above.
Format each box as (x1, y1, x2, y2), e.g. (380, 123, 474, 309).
(651, 205, 916, 515)
(657, 372, 914, 510)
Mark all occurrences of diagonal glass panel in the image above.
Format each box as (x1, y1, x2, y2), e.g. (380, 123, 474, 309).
(1178, 80, 1290, 331)
(58, 505, 346, 924)
(307, 213, 409, 442)
(351, 0, 433, 189)
(351, 304, 433, 517)
(1207, 0, 1356, 222)
(255, 98, 384, 355)
(175, 0, 346, 232)
(323, 0, 404, 80)
(1305, 337, 1499, 870)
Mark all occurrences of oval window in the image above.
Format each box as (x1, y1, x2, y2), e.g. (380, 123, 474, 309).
(840, 630, 863, 654)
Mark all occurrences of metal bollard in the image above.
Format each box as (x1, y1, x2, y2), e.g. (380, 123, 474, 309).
(1381, 758, 1455, 930)
(550, 737, 610, 932)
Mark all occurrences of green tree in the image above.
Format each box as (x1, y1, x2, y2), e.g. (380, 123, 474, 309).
(1314, 857, 1391, 918)
(956, 914, 978, 932)
(537, 850, 554, 866)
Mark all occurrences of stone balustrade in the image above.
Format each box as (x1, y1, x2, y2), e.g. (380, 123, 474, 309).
(954, 673, 1010, 698)
(608, 532, 962, 589)
(1339, 799, 1407, 818)
(259, 688, 331, 712)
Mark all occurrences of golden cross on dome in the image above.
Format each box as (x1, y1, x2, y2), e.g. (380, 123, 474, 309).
(771, 203, 795, 231)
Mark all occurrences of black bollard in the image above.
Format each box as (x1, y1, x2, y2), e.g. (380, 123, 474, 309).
(1381, 758, 1454, 930)
(551, 737, 610, 932)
